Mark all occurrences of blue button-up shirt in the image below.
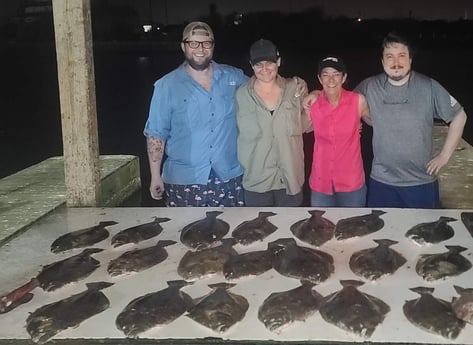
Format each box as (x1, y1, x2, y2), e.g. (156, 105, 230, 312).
(144, 61, 248, 185)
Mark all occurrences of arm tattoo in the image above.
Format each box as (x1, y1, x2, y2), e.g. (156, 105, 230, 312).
(147, 136, 165, 163)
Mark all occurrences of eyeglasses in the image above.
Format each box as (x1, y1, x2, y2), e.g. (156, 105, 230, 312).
(183, 40, 214, 49)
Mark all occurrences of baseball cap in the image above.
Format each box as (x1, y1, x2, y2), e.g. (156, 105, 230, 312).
(249, 39, 280, 65)
(182, 21, 214, 41)
(318, 56, 346, 74)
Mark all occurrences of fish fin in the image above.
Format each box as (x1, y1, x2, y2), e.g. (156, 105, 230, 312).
(99, 221, 118, 227)
(85, 282, 114, 291)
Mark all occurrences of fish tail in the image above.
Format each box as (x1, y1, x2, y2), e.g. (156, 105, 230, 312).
(167, 280, 193, 288)
(154, 217, 172, 223)
(409, 286, 434, 295)
(445, 245, 467, 254)
(206, 211, 224, 218)
(81, 248, 104, 255)
(99, 221, 118, 227)
(371, 210, 387, 217)
(208, 282, 236, 290)
(438, 216, 457, 223)
(340, 280, 364, 288)
(156, 240, 177, 247)
(258, 211, 277, 218)
(308, 209, 326, 217)
(85, 281, 114, 291)
(373, 239, 398, 247)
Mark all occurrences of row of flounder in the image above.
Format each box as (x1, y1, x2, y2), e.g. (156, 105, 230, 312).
(1, 210, 473, 343)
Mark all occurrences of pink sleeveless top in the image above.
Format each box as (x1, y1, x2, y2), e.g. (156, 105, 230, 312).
(309, 89, 364, 194)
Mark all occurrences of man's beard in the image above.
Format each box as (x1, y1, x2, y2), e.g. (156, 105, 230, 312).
(386, 67, 411, 82)
(186, 56, 211, 71)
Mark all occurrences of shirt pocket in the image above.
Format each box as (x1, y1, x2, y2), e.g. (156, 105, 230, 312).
(237, 104, 262, 141)
(281, 100, 302, 136)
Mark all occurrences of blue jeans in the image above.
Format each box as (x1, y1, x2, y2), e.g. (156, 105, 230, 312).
(366, 178, 440, 208)
(310, 184, 367, 207)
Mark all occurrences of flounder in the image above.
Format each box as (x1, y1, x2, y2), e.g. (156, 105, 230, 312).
(107, 240, 176, 277)
(0, 248, 103, 314)
(111, 217, 171, 248)
(461, 212, 473, 238)
(334, 210, 386, 240)
(26, 282, 113, 344)
(268, 238, 334, 284)
(186, 283, 249, 333)
(178, 239, 237, 281)
(258, 281, 323, 334)
(231, 211, 277, 245)
(403, 287, 465, 339)
(405, 216, 456, 245)
(116, 280, 194, 338)
(50, 221, 117, 253)
(290, 210, 335, 247)
(180, 211, 229, 250)
(319, 280, 390, 338)
(415, 245, 472, 282)
(349, 239, 407, 280)
(452, 285, 473, 324)
(223, 249, 273, 280)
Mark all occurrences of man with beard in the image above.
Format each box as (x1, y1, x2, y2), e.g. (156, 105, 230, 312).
(144, 22, 248, 206)
(355, 31, 467, 208)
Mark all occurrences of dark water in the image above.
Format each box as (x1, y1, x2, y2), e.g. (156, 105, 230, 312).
(1, 41, 472, 206)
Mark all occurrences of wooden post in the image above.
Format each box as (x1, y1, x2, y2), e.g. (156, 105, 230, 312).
(51, 0, 100, 206)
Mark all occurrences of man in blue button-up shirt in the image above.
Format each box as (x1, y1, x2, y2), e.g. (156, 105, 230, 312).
(144, 21, 248, 207)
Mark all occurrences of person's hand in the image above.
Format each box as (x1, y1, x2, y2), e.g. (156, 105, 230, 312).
(426, 153, 449, 176)
(303, 90, 321, 111)
(293, 76, 308, 98)
(150, 175, 165, 200)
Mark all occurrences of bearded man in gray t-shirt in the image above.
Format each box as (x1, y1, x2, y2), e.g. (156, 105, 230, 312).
(355, 32, 467, 208)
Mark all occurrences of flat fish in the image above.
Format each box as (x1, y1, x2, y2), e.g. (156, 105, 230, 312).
(0, 248, 103, 314)
(180, 211, 229, 250)
(26, 282, 113, 344)
(107, 240, 176, 277)
(290, 210, 335, 247)
(461, 212, 473, 238)
(334, 210, 386, 240)
(349, 239, 407, 280)
(405, 216, 456, 245)
(50, 221, 117, 253)
(186, 283, 249, 333)
(319, 280, 390, 338)
(223, 249, 273, 280)
(268, 238, 334, 284)
(231, 211, 277, 245)
(116, 280, 194, 338)
(178, 239, 237, 281)
(403, 287, 465, 339)
(415, 245, 472, 282)
(452, 285, 473, 324)
(111, 217, 171, 248)
(258, 281, 323, 334)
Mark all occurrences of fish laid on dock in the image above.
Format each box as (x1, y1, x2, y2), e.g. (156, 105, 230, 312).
(116, 280, 194, 338)
(111, 217, 171, 248)
(180, 211, 229, 250)
(334, 210, 386, 240)
(258, 281, 323, 334)
(461, 212, 473, 238)
(26, 282, 113, 344)
(231, 211, 278, 245)
(349, 239, 407, 280)
(186, 283, 249, 333)
(405, 216, 456, 245)
(319, 280, 390, 338)
(415, 245, 472, 281)
(403, 287, 465, 339)
(223, 249, 273, 280)
(268, 238, 334, 284)
(50, 221, 117, 253)
(452, 285, 473, 324)
(0, 248, 103, 314)
(178, 239, 237, 281)
(290, 210, 335, 247)
(107, 240, 176, 277)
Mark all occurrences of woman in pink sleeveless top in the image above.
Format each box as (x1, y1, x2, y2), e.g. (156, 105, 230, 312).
(309, 56, 371, 207)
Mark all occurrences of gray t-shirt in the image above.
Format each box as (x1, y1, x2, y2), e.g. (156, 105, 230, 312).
(355, 71, 463, 186)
